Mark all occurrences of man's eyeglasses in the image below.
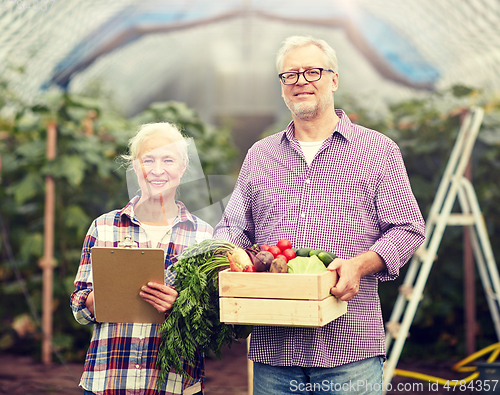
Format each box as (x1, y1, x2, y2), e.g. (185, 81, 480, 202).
(278, 68, 334, 85)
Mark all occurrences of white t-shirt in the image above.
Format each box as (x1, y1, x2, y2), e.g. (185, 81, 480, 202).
(139, 222, 173, 247)
(298, 139, 326, 166)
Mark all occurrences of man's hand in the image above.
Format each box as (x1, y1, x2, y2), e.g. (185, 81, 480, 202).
(328, 258, 361, 301)
(328, 251, 385, 301)
(140, 282, 178, 314)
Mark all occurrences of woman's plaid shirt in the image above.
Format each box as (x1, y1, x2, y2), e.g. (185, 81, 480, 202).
(71, 197, 213, 395)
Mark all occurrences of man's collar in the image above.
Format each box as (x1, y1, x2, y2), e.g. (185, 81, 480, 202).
(281, 109, 355, 144)
(333, 109, 355, 142)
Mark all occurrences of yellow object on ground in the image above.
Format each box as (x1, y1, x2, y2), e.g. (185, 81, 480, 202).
(394, 342, 500, 385)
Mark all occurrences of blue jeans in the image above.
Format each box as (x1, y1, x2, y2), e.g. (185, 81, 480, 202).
(253, 356, 384, 395)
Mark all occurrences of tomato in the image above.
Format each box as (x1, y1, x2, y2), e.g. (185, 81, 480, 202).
(267, 246, 282, 258)
(282, 248, 296, 261)
(276, 254, 288, 262)
(260, 244, 271, 252)
(243, 265, 257, 272)
(277, 239, 293, 252)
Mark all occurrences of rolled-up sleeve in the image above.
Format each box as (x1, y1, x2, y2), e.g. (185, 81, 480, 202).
(370, 144, 425, 281)
(70, 222, 98, 325)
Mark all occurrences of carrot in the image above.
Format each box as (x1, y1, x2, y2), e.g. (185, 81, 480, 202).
(227, 251, 242, 272)
(231, 247, 253, 271)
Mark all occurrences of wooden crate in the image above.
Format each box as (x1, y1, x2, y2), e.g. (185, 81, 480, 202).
(219, 269, 347, 327)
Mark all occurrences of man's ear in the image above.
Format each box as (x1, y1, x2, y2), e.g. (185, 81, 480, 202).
(331, 73, 339, 93)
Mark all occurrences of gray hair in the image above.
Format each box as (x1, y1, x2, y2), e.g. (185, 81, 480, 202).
(276, 35, 339, 74)
(123, 122, 189, 166)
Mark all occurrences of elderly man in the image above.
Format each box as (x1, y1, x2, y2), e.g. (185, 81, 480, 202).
(215, 35, 425, 395)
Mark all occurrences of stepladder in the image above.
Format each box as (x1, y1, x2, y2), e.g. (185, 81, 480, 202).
(383, 107, 500, 388)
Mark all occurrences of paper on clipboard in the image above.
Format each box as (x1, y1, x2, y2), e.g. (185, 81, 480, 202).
(91, 246, 165, 324)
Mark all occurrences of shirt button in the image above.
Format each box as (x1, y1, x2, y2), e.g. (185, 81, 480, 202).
(300, 213, 306, 218)
(305, 179, 311, 184)
(136, 364, 140, 369)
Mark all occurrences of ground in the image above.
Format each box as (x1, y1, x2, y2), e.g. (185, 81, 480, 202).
(0, 342, 249, 395)
(0, 343, 483, 394)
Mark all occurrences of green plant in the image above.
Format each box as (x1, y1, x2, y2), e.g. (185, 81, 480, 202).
(0, 87, 238, 361)
(0, 91, 132, 360)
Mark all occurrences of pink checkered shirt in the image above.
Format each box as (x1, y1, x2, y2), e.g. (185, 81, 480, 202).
(215, 109, 425, 367)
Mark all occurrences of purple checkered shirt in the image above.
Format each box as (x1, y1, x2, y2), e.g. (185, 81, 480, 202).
(214, 109, 425, 367)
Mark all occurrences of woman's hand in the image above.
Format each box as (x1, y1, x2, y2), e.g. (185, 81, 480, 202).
(140, 282, 178, 314)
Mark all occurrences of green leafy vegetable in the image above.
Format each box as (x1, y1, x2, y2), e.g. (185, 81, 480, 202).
(156, 239, 243, 387)
(287, 255, 328, 274)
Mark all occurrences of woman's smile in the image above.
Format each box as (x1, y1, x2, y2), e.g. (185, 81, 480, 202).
(134, 135, 186, 201)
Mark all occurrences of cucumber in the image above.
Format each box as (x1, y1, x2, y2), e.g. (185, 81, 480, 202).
(309, 249, 323, 257)
(296, 248, 312, 257)
(318, 251, 336, 266)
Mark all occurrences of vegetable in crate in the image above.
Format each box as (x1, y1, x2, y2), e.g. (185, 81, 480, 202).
(317, 251, 337, 266)
(156, 239, 251, 388)
(267, 245, 282, 258)
(296, 247, 313, 257)
(277, 238, 293, 252)
(287, 255, 328, 274)
(231, 247, 253, 269)
(282, 248, 296, 261)
(227, 246, 256, 272)
(245, 244, 261, 266)
(270, 257, 288, 273)
(254, 250, 274, 272)
(308, 249, 338, 266)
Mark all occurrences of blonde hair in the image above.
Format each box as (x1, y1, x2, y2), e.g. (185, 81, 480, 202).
(123, 122, 189, 165)
(276, 35, 339, 74)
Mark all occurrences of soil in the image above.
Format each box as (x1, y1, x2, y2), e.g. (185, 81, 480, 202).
(0, 343, 485, 395)
(0, 342, 249, 395)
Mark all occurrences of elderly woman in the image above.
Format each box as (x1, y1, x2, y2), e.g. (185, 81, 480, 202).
(71, 122, 213, 395)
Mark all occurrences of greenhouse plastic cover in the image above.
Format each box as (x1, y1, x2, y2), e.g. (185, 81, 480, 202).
(1, 0, 499, 119)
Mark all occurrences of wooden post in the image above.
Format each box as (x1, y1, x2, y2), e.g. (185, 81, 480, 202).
(247, 336, 253, 395)
(39, 122, 57, 364)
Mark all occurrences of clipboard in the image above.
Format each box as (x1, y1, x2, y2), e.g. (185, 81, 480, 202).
(91, 246, 166, 324)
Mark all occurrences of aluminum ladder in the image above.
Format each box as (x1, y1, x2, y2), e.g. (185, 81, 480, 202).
(383, 106, 500, 388)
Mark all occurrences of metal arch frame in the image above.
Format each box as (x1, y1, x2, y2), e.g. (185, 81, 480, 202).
(383, 107, 500, 389)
